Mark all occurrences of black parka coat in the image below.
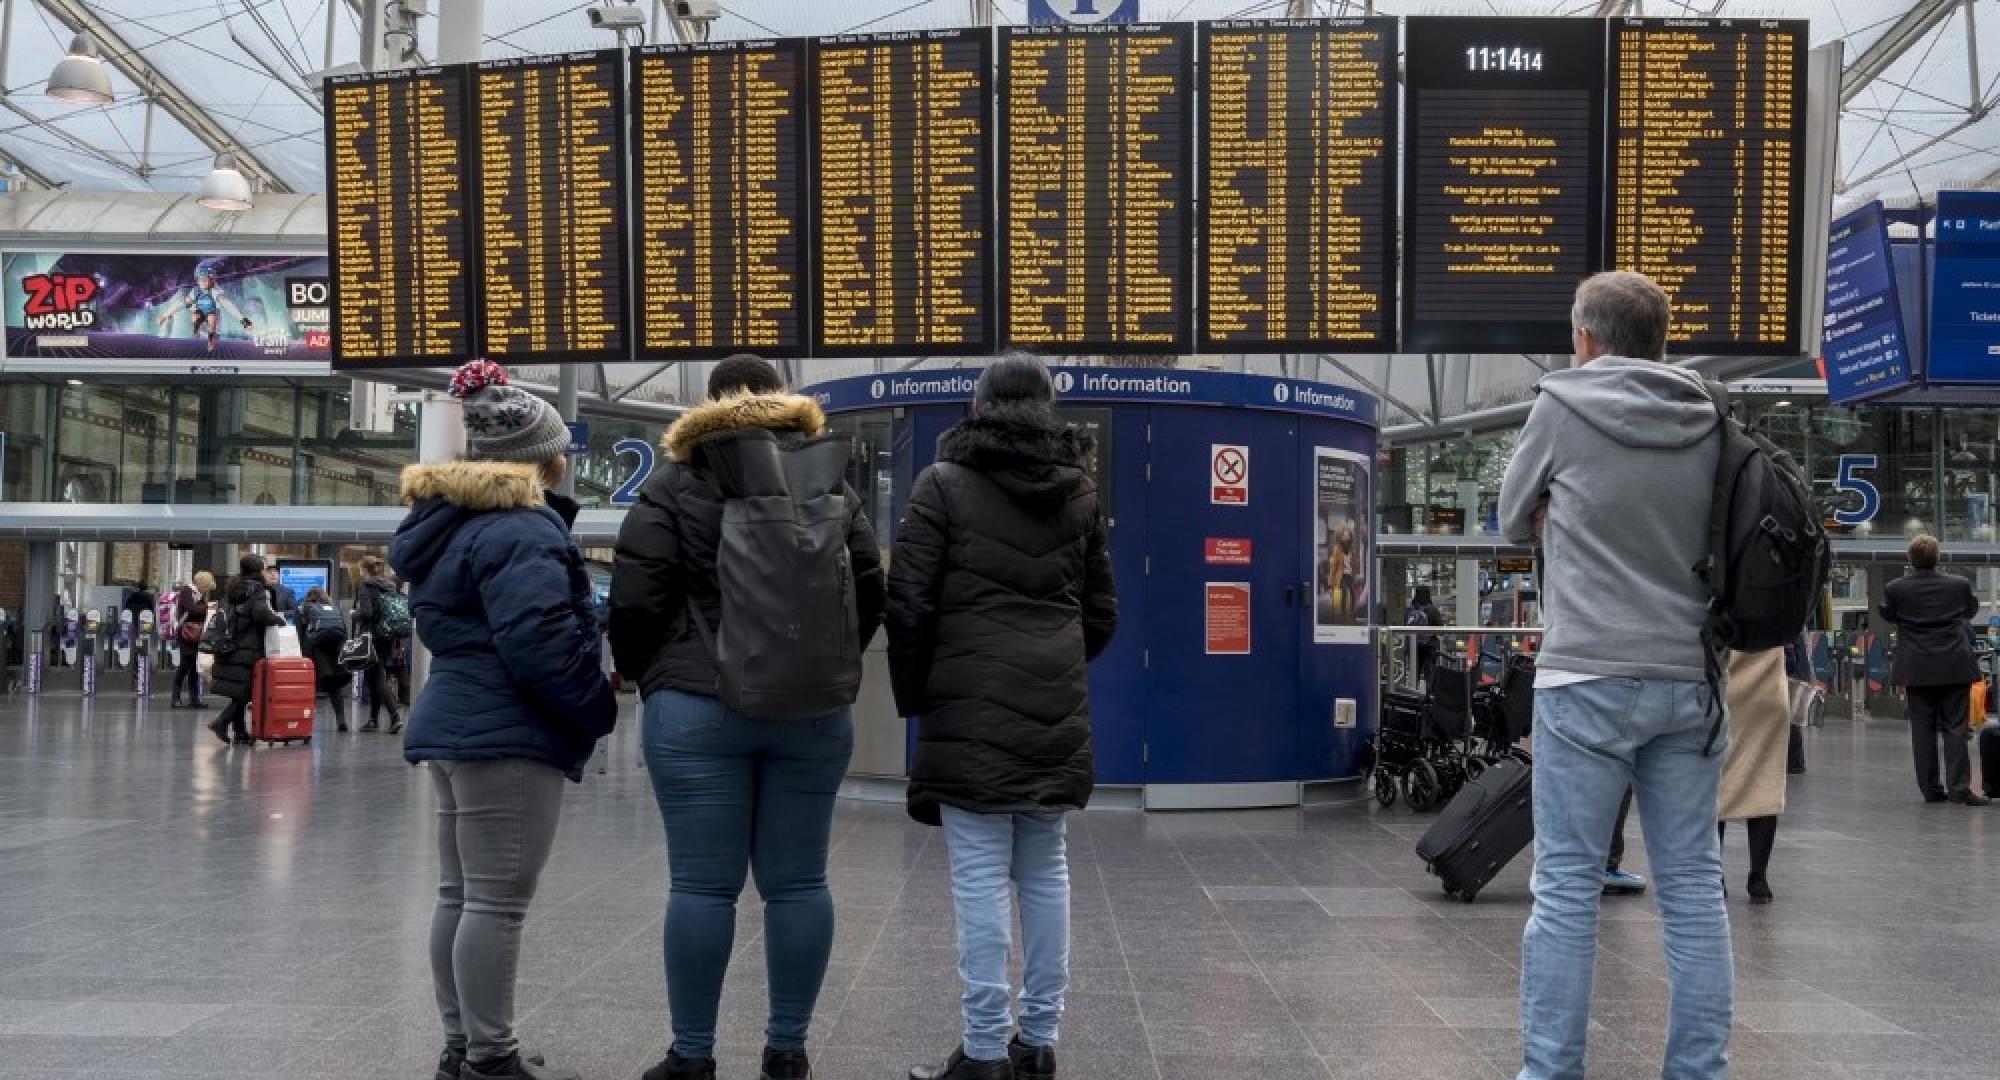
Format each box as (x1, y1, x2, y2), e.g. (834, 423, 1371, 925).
(887, 410, 1118, 825)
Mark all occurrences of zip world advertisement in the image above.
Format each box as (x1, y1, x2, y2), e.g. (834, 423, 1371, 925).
(3, 252, 331, 366)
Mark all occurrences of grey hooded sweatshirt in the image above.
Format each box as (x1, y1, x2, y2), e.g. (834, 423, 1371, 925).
(1498, 356, 1722, 683)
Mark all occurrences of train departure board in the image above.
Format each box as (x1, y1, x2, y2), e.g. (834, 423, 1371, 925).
(1403, 18, 1605, 353)
(1609, 19, 1807, 355)
(810, 29, 994, 357)
(1199, 18, 1397, 353)
(473, 50, 628, 363)
(1001, 23, 1195, 354)
(633, 39, 809, 359)
(325, 66, 475, 369)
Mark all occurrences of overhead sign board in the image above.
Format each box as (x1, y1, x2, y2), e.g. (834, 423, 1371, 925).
(807, 368, 1378, 427)
(1928, 190, 2000, 384)
(1820, 201, 1913, 405)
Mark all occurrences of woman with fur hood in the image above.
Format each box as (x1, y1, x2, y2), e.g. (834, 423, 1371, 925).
(889, 355, 1118, 1080)
(608, 354, 884, 1080)
(390, 360, 619, 1080)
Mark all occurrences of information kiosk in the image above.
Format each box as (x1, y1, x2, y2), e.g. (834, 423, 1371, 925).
(808, 368, 1379, 809)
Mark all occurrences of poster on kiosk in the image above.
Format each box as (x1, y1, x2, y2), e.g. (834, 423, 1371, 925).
(1312, 447, 1370, 644)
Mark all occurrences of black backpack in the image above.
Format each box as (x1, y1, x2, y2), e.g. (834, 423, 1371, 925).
(303, 603, 345, 644)
(690, 428, 862, 719)
(1696, 382, 1829, 741)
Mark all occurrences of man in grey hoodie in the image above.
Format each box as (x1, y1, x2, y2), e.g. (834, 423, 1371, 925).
(1498, 271, 1732, 1080)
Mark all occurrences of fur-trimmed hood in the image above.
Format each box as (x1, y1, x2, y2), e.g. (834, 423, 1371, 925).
(399, 461, 545, 511)
(392, 461, 563, 587)
(937, 411, 1093, 512)
(663, 393, 825, 463)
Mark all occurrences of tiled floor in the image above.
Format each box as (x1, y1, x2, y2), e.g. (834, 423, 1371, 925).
(2, 694, 1997, 1079)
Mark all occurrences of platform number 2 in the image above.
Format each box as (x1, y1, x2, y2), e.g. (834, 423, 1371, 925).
(611, 439, 656, 507)
(1831, 454, 1880, 526)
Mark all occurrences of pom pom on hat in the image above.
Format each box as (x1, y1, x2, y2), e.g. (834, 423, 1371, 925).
(450, 359, 510, 399)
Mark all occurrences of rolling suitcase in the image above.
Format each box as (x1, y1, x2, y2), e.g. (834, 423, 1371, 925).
(1415, 756, 1533, 902)
(1979, 723, 2000, 800)
(251, 657, 316, 745)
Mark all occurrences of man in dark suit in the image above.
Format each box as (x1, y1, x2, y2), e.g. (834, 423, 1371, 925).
(1880, 534, 1989, 806)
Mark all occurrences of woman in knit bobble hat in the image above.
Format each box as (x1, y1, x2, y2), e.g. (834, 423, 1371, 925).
(390, 359, 619, 1080)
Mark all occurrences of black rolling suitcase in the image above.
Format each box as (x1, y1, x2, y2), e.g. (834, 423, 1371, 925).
(1979, 724, 2000, 800)
(1415, 757, 1533, 902)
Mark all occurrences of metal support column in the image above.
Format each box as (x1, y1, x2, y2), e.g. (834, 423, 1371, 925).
(556, 367, 580, 497)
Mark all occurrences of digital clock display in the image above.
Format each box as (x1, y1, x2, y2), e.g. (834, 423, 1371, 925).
(1465, 46, 1544, 72)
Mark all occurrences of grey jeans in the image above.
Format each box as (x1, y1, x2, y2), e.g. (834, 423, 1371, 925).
(429, 758, 566, 1065)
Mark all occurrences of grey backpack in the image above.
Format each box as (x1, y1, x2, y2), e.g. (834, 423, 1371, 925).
(691, 429, 862, 719)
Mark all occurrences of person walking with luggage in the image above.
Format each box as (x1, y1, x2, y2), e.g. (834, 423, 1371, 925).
(1881, 534, 1989, 806)
(1498, 272, 1734, 1079)
(205, 556, 285, 746)
(608, 354, 885, 1080)
(352, 554, 408, 733)
(171, 571, 213, 708)
(889, 355, 1118, 1080)
(393, 359, 619, 1080)
(298, 587, 350, 733)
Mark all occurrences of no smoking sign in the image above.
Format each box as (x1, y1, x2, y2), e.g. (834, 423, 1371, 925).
(1211, 444, 1249, 506)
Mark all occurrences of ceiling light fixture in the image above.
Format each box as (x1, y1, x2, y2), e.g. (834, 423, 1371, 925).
(198, 153, 252, 212)
(46, 34, 114, 105)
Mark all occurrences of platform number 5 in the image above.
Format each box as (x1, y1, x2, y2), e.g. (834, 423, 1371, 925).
(1831, 454, 1879, 526)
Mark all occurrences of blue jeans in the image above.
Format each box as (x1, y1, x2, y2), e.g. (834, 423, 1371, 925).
(941, 805, 1070, 1062)
(1519, 678, 1733, 1080)
(642, 689, 854, 1059)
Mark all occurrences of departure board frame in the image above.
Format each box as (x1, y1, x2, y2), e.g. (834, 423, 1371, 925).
(999, 21, 1198, 356)
(1196, 16, 1399, 354)
(471, 49, 631, 365)
(1401, 17, 1606, 354)
(1607, 18, 1809, 357)
(808, 27, 997, 359)
(632, 37, 812, 361)
(325, 64, 479, 371)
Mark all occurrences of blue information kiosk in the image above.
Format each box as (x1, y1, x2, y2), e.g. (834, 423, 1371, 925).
(808, 368, 1380, 809)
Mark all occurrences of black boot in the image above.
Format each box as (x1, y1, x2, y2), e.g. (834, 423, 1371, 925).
(760, 1047, 811, 1080)
(1746, 873, 1774, 905)
(1009, 1037, 1055, 1080)
(444, 1047, 546, 1080)
(206, 717, 232, 745)
(461, 1051, 578, 1080)
(642, 1049, 716, 1080)
(910, 1048, 1012, 1080)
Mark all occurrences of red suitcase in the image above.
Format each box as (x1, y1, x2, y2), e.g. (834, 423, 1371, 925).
(252, 657, 317, 744)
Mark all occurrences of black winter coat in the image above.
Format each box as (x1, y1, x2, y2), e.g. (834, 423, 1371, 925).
(208, 578, 285, 703)
(1880, 568, 1981, 688)
(609, 393, 885, 699)
(888, 410, 1117, 825)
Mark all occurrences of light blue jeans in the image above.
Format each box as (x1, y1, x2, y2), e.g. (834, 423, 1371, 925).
(941, 805, 1070, 1062)
(1519, 677, 1734, 1080)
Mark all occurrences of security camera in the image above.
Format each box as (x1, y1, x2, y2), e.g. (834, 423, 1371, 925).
(587, 4, 647, 30)
(673, 0, 723, 19)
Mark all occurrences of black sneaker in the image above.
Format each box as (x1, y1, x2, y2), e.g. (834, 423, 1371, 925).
(642, 1049, 716, 1080)
(461, 1052, 577, 1080)
(761, 1046, 811, 1079)
(909, 1048, 1013, 1080)
(447, 1048, 545, 1080)
(1008, 1037, 1055, 1080)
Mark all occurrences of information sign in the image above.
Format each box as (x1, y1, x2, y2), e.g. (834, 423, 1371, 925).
(1402, 18, 1605, 353)
(1000, 22, 1195, 353)
(1821, 201, 1912, 404)
(1197, 18, 1397, 353)
(1928, 190, 2000, 383)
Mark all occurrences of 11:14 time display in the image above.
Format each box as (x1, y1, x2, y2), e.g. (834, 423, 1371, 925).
(1465, 46, 1544, 72)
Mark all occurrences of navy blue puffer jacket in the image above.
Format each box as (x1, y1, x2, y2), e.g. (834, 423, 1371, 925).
(390, 461, 618, 779)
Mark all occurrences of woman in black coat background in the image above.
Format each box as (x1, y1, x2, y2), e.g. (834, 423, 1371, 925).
(888, 355, 1116, 1080)
(206, 554, 284, 745)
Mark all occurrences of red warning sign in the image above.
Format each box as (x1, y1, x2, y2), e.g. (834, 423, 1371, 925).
(1204, 538, 1252, 566)
(1205, 583, 1251, 655)
(1211, 444, 1249, 505)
